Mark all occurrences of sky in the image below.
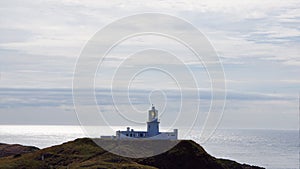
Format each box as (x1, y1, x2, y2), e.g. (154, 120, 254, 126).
(0, 0, 299, 130)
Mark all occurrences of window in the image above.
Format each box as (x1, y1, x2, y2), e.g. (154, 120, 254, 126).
(140, 133, 143, 137)
(130, 134, 132, 137)
(126, 134, 128, 136)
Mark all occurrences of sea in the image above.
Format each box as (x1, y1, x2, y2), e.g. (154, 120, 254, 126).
(0, 125, 298, 169)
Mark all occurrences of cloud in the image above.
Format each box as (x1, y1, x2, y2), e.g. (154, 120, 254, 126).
(0, 87, 296, 128)
(0, 88, 293, 109)
(0, 0, 299, 71)
(0, 0, 299, 129)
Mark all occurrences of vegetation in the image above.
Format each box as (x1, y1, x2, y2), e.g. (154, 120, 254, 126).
(0, 138, 264, 169)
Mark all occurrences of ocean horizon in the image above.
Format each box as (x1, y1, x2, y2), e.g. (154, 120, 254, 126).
(0, 125, 298, 169)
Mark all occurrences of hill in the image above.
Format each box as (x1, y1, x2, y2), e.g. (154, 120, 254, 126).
(0, 138, 264, 169)
(0, 143, 39, 158)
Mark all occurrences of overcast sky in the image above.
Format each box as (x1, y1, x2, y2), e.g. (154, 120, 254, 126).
(0, 0, 299, 130)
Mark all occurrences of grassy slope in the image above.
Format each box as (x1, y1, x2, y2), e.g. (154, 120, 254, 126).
(0, 138, 264, 169)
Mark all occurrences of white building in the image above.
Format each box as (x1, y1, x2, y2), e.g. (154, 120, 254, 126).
(101, 105, 178, 140)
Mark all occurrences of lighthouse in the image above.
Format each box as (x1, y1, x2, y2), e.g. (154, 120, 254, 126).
(147, 105, 160, 136)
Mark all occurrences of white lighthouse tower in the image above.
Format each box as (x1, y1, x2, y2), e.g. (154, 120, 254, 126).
(147, 105, 160, 137)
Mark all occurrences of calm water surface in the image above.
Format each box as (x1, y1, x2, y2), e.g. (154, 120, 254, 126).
(0, 125, 298, 169)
